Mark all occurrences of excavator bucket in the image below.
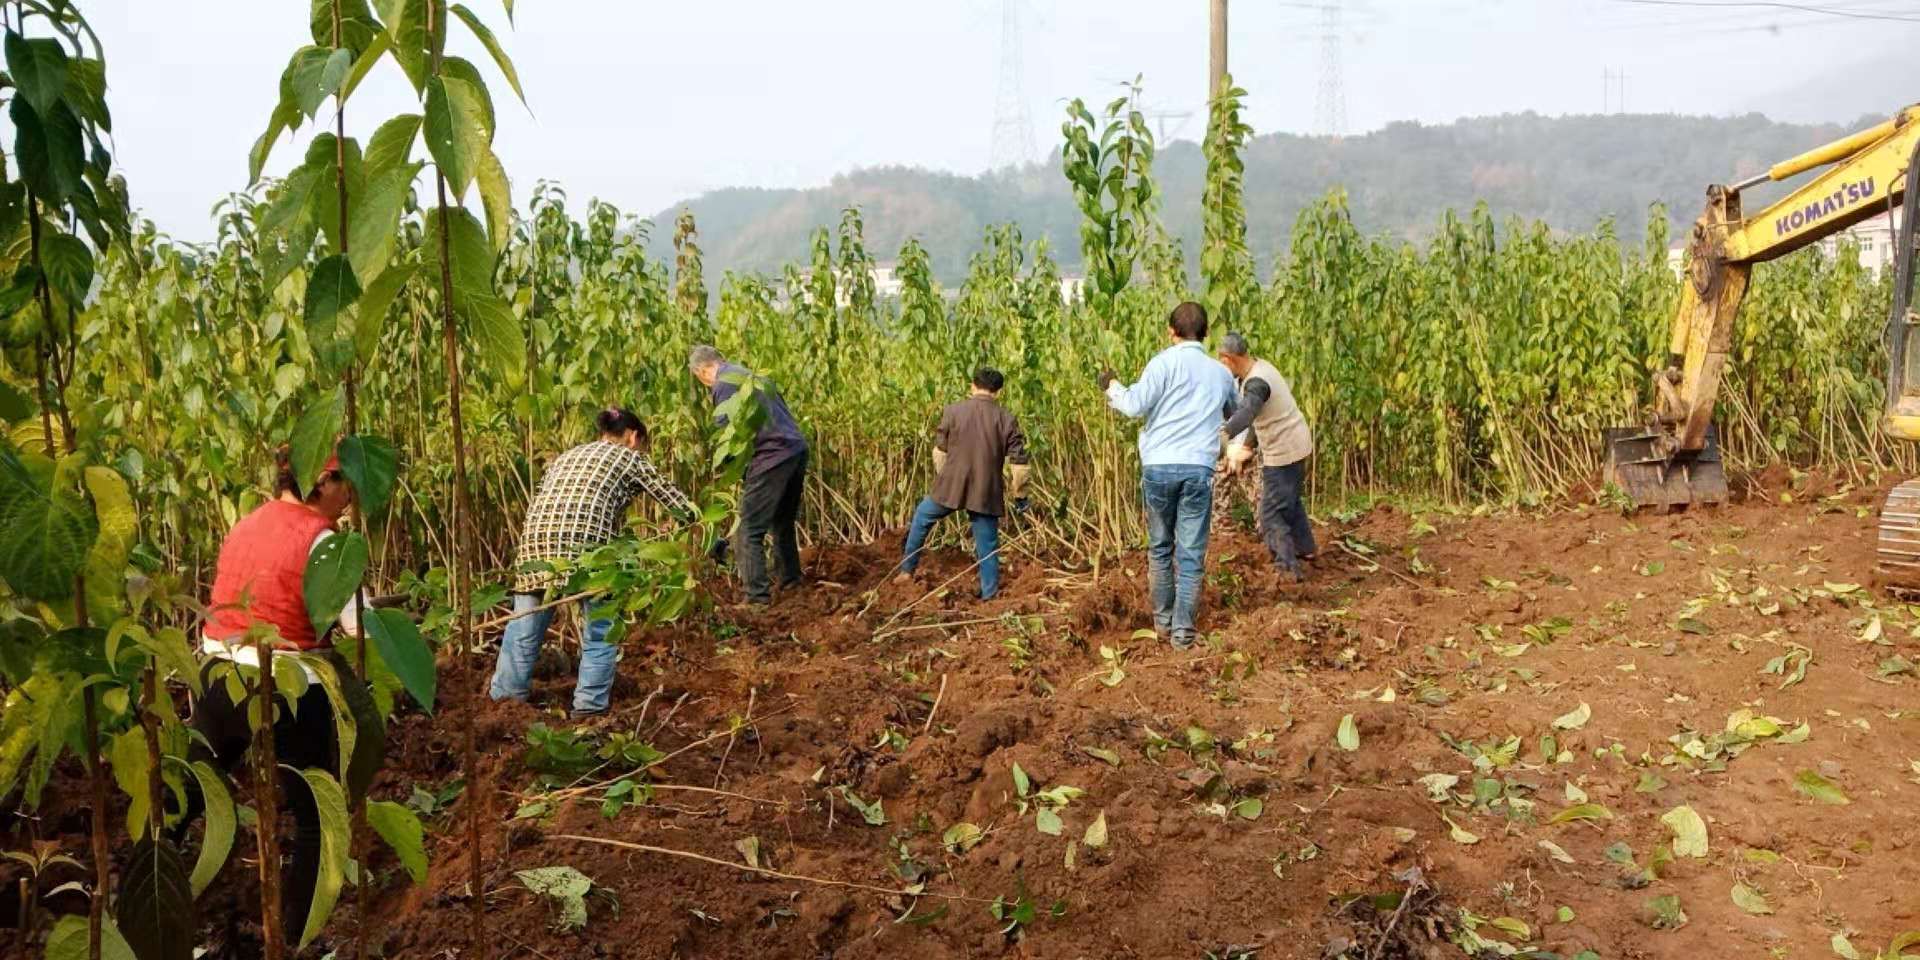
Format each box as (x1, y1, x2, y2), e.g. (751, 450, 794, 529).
(1603, 425, 1727, 509)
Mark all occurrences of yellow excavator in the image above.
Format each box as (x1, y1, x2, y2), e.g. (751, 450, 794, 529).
(1607, 103, 1920, 585)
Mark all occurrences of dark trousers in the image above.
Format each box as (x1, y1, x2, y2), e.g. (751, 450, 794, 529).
(179, 659, 337, 946)
(1260, 459, 1317, 573)
(737, 450, 807, 603)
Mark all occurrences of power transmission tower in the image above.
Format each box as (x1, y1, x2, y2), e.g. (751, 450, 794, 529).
(1314, 0, 1346, 137)
(989, 0, 1038, 171)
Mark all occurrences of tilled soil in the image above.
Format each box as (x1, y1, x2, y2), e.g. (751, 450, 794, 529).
(13, 474, 1920, 959)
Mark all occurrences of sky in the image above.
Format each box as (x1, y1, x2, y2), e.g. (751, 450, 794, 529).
(76, 0, 1917, 241)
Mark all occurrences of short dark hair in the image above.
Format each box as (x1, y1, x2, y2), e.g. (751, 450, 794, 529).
(972, 367, 1005, 393)
(596, 406, 647, 443)
(1169, 301, 1208, 341)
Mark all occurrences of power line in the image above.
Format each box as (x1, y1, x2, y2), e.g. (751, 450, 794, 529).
(1610, 0, 1920, 23)
(988, 0, 1038, 171)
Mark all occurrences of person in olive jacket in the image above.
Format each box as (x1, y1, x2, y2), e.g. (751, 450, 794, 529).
(898, 367, 1031, 599)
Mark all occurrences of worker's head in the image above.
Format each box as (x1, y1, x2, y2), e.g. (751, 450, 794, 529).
(273, 443, 354, 523)
(1167, 301, 1208, 343)
(596, 406, 649, 450)
(688, 344, 725, 387)
(1217, 332, 1254, 379)
(971, 367, 1005, 395)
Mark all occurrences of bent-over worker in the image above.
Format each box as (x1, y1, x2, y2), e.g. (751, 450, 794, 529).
(689, 345, 810, 607)
(1218, 332, 1317, 580)
(899, 366, 1031, 599)
(489, 407, 695, 717)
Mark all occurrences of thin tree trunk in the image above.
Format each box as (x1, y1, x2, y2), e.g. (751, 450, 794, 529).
(426, 4, 487, 954)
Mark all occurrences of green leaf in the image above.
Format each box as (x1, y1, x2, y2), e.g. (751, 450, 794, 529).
(1336, 713, 1360, 751)
(1644, 893, 1687, 930)
(1833, 933, 1862, 960)
(82, 465, 137, 624)
(339, 27, 392, 102)
(337, 435, 399, 516)
(182, 759, 236, 896)
(365, 607, 435, 713)
(5, 30, 68, 117)
(0, 447, 98, 601)
(476, 144, 512, 253)
(248, 101, 300, 185)
(1660, 804, 1708, 858)
(367, 799, 428, 884)
(515, 865, 592, 931)
(348, 161, 421, 286)
(1793, 769, 1851, 805)
(354, 260, 418, 361)
(118, 836, 195, 960)
(305, 254, 362, 371)
(1442, 812, 1479, 844)
(11, 97, 87, 204)
(1889, 931, 1920, 958)
(45, 914, 136, 960)
(290, 45, 353, 117)
(1548, 802, 1613, 824)
(1232, 797, 1263, 821)
(1080, 745, 1121, 766)
(304, 531, 368, 636)
(450, 4, 525, 103)
(424, 74, 489, 198)
(840, 786, 885, 826)
(363, 113, 423, 177)
(1551, 701, 1591, 731)
(290, 386, 346, 493)
(295, 768, 352, 947)
(1731, 882, 1772, 915)
(39, 230, 93, 307)
(1083, 810, 1109, 848)
(463, 291, 523, 386)
(1011, 762, 1031, 797)
(942, 821, 983, 854)
(1034, 806, 1063, 835)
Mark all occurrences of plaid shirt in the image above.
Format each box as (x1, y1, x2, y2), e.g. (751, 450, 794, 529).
(511, 440, 694, 592)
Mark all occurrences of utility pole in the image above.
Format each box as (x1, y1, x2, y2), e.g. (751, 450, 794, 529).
(1210, 0, 1228, 96)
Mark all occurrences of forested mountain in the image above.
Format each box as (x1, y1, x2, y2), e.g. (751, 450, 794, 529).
(644, 111, 1863, 285)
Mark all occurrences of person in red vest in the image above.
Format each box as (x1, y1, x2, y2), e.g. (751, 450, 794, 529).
(188, 443, 365, 947)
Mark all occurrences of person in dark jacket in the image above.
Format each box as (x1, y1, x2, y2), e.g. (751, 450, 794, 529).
(898, 367, 1030, 599)
(689, 344, 809, 606)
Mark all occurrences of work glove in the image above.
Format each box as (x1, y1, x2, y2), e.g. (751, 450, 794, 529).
(1224, 441, 1254, 476)
(1012, 497, 1032, 519)
(932, 447, 949, 476)
(1096, 368, 1117, 391)
(1007, 462, 1032, 500)
(707, 534, 732, 566)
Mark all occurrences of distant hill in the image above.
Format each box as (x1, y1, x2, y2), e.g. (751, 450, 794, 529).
(646, 112, 1857, 285)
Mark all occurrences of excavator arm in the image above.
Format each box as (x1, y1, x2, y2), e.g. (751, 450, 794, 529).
(1609, 104, 1920, 508)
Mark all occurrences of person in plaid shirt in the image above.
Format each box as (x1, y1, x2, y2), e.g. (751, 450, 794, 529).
(489, 407, 695, 716)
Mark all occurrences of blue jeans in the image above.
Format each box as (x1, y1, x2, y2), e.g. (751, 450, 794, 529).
(1142, 464, 1216, 634)
(488, 592, 619, 713)
(900, 496, 1001, 599)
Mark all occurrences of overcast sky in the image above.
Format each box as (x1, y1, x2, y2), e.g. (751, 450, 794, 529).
(83, 0, 1913, 241)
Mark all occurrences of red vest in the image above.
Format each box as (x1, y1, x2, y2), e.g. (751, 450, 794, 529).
(205, 500, 336, 650)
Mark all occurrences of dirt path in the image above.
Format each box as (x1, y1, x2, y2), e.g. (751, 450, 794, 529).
(190, 478, 1920, 957)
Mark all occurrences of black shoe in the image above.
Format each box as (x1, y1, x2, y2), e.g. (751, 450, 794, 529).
(569, 707, 607, 719)
(1170, 629, 1197, 651)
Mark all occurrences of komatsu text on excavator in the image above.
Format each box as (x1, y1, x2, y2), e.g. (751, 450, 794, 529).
(1607, 103, 1920, 588)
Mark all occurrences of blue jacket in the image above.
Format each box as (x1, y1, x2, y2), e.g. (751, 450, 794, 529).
(1106, 340, 1238, 467)
(712, 363, 808, 477)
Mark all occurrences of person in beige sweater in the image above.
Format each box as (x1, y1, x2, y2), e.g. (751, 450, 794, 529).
(1217, 332, 1317, 580)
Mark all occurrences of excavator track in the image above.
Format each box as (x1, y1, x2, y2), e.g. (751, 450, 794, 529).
(1875, 480, 1920, 592)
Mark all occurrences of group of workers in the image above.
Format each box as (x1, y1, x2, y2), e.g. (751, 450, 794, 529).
(188, 301, 1311, 944)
